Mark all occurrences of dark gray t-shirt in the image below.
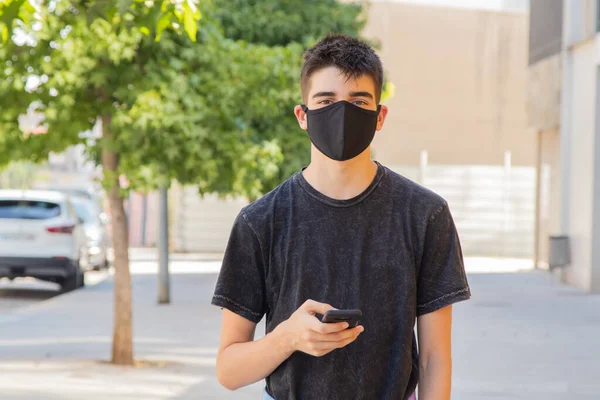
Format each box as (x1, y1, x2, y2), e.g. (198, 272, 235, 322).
(212, 162, 471, 400)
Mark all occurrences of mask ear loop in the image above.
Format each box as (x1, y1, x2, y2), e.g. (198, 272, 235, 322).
(301, 104, 309, 112)
(376, 104, 382, 115)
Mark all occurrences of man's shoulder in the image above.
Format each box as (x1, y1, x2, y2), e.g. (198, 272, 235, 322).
(382, 166, 448, 216)
(239, 174, 297, 225)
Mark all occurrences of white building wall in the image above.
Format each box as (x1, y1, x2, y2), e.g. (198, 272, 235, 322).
(563, 41, 597, 290)
(592, 33, 600, 291)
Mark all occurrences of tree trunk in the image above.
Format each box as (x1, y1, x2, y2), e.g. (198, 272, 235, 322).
(102, 115, 134, 366)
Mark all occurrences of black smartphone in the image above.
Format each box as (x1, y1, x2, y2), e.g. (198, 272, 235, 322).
(321, 309, 362, 328)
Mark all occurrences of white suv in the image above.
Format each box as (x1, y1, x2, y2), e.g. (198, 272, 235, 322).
(0, 190, 89, 291)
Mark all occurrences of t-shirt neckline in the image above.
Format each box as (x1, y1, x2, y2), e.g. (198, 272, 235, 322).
(294, 161, 386, 208)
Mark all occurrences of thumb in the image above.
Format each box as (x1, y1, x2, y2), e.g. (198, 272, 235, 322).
(301, 299, 336, 315)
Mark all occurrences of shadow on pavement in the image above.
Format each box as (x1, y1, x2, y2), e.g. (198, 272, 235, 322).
(0, 279, 61, 311)
(0, 287, 59, 301)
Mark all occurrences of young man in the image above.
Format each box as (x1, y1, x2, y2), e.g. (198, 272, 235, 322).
(212, 34, 471, 400)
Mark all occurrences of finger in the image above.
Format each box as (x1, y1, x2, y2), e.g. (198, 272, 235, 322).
(333, 328, 364, 348)
(306, 347, 334, 358)
(311, 320, 349, 334)
(334, 334, 361, 349)
(311, 330, 362, 353)
(301, 299, 336, 315)
(312, 326, 364, 342)
(312, 346, 337, 357)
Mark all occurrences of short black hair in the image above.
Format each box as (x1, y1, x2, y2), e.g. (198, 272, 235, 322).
(300, 34, 384, 102)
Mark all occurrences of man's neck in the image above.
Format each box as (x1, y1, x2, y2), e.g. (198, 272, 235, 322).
(302, 153, 378, 201)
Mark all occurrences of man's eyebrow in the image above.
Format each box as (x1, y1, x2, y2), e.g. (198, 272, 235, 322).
(349, 91, 374, 99)
(312, 91, 337, 98)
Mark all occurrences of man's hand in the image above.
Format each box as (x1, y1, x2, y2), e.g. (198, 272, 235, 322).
(215, 300, 363, 390)
(275, 299, 364, 357)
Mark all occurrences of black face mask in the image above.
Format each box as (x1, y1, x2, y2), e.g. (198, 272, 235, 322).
(301, 101, 382, 161)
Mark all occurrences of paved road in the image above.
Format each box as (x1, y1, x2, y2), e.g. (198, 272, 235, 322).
(0, 271, 110, 313)
(0, 248, 181, 312)
(0, 279, 58, 311)
(0, 249, 219, 315)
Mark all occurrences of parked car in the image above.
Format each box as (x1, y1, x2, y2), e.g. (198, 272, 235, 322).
(0, 190, 89, 291)
(35, 184, 106, 216)
(69, 195, 112, 270)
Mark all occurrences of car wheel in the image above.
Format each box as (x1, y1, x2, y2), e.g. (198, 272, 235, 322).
(77, 266, 85, 288)
(61, 261, 84, 292)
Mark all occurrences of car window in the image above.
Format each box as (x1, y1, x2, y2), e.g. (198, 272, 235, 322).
(0, 200, 61, 219)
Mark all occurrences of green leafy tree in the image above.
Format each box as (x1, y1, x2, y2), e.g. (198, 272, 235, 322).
(0, 0, 204, 365)
(209, 0, 369, 190)
(212, 0, 365, 47)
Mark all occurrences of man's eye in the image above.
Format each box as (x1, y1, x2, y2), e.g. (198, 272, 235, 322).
(318, 100, 333, 105)
(353, 100, 368, 106)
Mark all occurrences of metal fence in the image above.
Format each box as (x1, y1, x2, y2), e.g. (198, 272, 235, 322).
(390, 162, 536, 259)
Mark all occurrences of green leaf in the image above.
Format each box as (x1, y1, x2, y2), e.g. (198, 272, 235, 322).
(155, 11, 172, 41)
(0, 0, 25, 30)
(1, 24, 7, 43)
(182, 2, 197, 42)
(381, 81, 395, 102)
(17, 0, 36, 25)
(22, 2, 36, 14)
(140, 26, 150, 36)
(139, 1, 163, 37)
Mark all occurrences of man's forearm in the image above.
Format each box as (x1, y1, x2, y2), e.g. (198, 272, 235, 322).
(216, 323, 294, 391)
(417, 357, 452, 400)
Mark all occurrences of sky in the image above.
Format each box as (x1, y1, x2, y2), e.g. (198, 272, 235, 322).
(382, 0, 529, 12)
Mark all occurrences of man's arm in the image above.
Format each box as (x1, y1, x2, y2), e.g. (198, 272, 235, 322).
(216, 300, 363, 390)
(417, 305, 453, 400)
(215, 309, 291, 390)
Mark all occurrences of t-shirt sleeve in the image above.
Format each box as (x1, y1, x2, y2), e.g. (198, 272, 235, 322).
(417, 203, 471, 317)
(211, 212, 267, 323)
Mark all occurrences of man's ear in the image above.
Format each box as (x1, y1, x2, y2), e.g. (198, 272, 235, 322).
(294, 105, 308, 130)
(376, 105, 389, 131)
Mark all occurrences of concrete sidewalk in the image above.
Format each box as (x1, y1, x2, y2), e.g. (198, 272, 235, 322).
(453, 270, 600, 399)
(0, 263, 263, 400)
(0, 259, 599, 399)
